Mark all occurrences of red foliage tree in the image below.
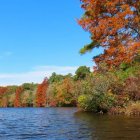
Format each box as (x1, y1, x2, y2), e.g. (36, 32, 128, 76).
(0, 87, 8, 95)
(36, 77, 48, 107)
(78, 0, 140, 68)
(14, 87, 23, 107)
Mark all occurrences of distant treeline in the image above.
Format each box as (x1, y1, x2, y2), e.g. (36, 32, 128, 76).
(0, 66, 91, 108)
(0, 60, 140, 116)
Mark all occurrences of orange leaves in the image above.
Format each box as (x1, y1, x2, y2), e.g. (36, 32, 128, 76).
(55, 78, 75, 106)
(130, 42, 140, 52)
(0, 87, 8, 95)
(78, 0, 140, 68)
(106, 47, 116, 55)
(14, 87, 23, 107)
(36, 77, 48, 107)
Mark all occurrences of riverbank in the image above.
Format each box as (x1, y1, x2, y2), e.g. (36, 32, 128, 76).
(0, 62, 139, 116)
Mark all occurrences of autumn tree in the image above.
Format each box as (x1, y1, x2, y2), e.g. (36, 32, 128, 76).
(56, 78, 76, 106)
(0, 87, 8, 95)
(2, 97, 8, 107)
(78, 0, 140, 67)
(36, 77, 48, 107)
(0, 87, 8, 107)
(14, 87, 23, 107)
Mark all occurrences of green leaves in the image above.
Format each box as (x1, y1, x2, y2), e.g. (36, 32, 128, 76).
(79, 41, 100, 54)
(75, 66, 91, 80)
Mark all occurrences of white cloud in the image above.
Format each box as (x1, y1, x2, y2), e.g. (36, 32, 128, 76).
(0, 66, 78, 86)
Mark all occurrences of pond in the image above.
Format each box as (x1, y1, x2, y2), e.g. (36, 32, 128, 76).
(0, 108, 140, 140)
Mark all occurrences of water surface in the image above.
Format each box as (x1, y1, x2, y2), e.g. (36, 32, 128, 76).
(0, 108, 140, 140)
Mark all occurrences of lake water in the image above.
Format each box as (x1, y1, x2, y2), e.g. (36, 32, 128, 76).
(0, 108, 140, 140)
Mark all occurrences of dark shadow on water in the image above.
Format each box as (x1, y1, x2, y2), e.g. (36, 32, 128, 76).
(74, 111, 140, 140)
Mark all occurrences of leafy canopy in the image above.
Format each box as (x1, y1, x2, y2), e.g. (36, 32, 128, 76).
(78, 0, 140, 67)
(75, 66, 91, 80)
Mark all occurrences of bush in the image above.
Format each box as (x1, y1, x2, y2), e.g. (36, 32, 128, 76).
(78, 92, 116, 113)
(125, 102, 140, 116)
(109, 107, 125, 115)
(94, 92, 116, 113)
(124, 75, 140, 101)
(115, 94, 129, 108)
(78, 95, 93, 111)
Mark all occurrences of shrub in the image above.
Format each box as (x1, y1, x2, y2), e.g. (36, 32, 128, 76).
(78, 92, 116, 113)
(124, 75, 140, 101)
(115, 94, 129, 107)
(125, 102, 140, 116)
(109, 107, 125, 115)
(78, 95, 93, 111)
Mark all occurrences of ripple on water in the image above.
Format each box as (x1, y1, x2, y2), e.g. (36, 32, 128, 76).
(0, 108, 140, 140)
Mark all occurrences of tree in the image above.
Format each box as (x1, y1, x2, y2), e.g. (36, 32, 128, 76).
(56, 78, 75, 106)
(78, 0, 140, 67)
(36, 77, 48, 107)
(22, 83, 36, 91)
(26, 92, 34, 107)
(14, 87, 23, 107)
(0, 87, 8, 95)
(2, 97, 8, 107)
(49, 72, 64, 83)
(75, 66, 91, 80)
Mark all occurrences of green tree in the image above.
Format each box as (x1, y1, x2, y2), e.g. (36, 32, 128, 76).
(49, 72, 64, 83)
(22, 83, 36, 91)
(75, 66, 91, 80)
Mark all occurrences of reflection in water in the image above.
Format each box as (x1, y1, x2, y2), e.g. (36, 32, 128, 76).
(0, 108, 139, 140)
(74, 111, 140, 140)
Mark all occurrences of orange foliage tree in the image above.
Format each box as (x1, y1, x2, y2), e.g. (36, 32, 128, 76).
(14, 87, 23, 107)
(78, 0, 140, 67)
(0, 87, 8, 95)
(36, 77, 48, 107)
(56, 78, 76, 106)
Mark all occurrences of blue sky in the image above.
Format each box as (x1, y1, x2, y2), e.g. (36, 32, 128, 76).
(0, 0, 102, 85)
